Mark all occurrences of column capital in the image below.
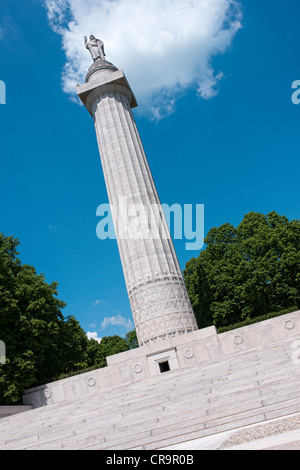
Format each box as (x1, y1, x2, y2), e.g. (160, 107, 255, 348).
(77, 68, 137, 115)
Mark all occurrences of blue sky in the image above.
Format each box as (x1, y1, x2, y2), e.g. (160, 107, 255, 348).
(0, 0, 299, 341)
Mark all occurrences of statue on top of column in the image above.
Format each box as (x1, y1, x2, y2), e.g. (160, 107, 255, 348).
(84, 35, 106, 62)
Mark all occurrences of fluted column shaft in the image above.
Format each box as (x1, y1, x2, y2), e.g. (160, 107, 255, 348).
(78, 67, 198, 346)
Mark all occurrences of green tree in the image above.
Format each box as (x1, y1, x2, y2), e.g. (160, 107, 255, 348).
(0, 233, 142, 404)
(0, 234, 88, 404)
(125, 330, 139, 349)
(90, 335, 130, 368)
(86, 338, 102, 368)
(184, 212, 300, 329)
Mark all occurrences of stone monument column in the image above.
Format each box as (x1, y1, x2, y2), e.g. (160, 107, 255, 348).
(77, 38, 198, 346)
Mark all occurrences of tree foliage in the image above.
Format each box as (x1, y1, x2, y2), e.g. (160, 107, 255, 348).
(184, 212, 300, 329)
(0, 234, 91, 404)
(125, 330, 139, 349)
(86, 335, 130, 369)
(0, 233, 137, 405)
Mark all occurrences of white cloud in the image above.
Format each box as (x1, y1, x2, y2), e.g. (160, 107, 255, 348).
(100, 313, 134, 332)
(45, 0, 242, 118)
(48, 223, 65, 234)
(91, 299, 106, 306)
(46, 0, 69, 33)
(86, 331, 102, 343)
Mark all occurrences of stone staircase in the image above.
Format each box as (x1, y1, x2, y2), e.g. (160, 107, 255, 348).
(0, 334, 300, 450)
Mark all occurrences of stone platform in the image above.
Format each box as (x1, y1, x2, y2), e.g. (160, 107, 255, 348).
(22, 310, 300, 409)
(0, 310, 299, 450)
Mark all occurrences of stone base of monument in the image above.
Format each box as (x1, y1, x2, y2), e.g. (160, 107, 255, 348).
(22, 325, 217, 408)
(0, 310, 299, 450)
(22, 311, 300, 409)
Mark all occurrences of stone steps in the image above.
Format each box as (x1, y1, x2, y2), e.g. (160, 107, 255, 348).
(7, 376, 298, 447)
(0, 333, 299, 450)
(3, 361, 296, 437)
(2, 384, 300, 450)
